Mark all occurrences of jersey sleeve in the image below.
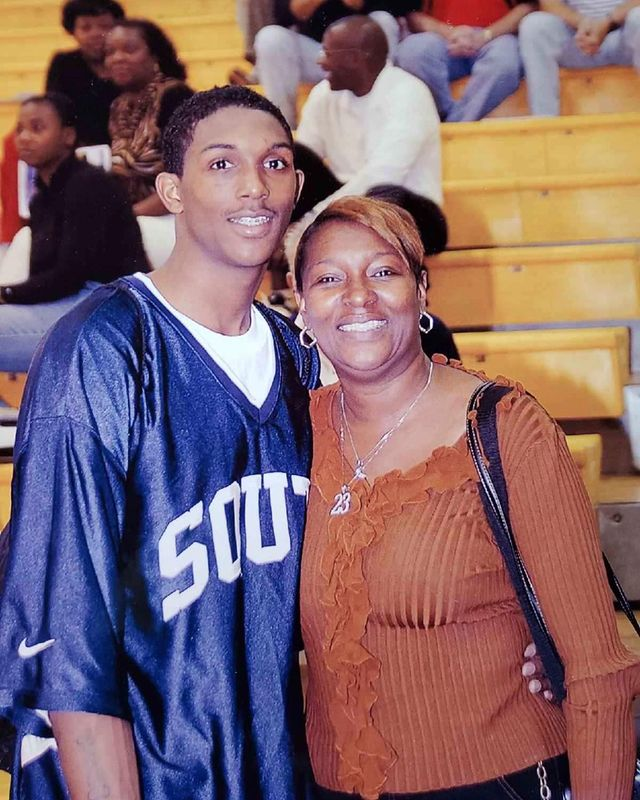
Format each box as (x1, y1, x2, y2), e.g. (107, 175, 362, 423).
(0, 416, 129, 719)
(501, 396, 640, 799)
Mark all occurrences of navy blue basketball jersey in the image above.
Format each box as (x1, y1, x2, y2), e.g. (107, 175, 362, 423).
(0, 277, 320, 799)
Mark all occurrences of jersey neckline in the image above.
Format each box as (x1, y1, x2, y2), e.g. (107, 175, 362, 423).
(122, 276, 282, 424)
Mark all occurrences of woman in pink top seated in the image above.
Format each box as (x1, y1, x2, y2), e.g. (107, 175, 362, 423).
(293, 195, 640, 800)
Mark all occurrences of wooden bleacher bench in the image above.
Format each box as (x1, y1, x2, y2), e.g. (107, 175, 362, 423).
(566, 433, 602, 504)
(441, 112, 640, 182)
(454, 326, 629, 419)
(429, 242, 640, 329)
(126, 0, 236, 18)
(0, 463, 12, 530)
(0, 373, 26, 410)
(444, 172, 640, 249)
(0, 771, 9, 800)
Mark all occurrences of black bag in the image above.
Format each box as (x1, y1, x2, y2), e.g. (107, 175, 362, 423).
(467, 381, 640, 799)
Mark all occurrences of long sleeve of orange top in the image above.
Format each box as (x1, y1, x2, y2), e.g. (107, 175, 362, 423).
(502, 397, 640, 800)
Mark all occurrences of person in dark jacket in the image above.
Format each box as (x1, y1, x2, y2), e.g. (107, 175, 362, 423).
(45, 0, 124, 146)
(0, 93, 148, 373)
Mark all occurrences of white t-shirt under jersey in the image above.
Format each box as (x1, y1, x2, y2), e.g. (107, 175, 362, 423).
(136, 273, 276, 409)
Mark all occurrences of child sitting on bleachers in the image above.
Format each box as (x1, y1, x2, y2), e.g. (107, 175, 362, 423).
(0, 93, 148, 374)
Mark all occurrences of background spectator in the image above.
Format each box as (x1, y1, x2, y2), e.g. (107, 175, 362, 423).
(397, 0, 536, 121)
(520, 0, 640, 115)
(249, 0, 419, 126)
(46, 0, 124, 146)
(235, 0, 275, 64)
(105, 19, 193, 218)
(0, 93, 148, 373)
(286, 16, 443, 264)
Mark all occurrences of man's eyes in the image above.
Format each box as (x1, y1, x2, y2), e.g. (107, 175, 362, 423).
(210, 159, 233, 170)
(264, 157, 288, 170)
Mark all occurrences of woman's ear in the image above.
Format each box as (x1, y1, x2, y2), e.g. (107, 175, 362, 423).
(293, 285, 305, 319)
(418, 268, 428, 311)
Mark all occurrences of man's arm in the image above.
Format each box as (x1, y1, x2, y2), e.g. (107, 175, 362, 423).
(609, 0, 640, 24)
(485, 2, 537, 37)
(406, 8, 454, 37)
(448, 3, 536, 56)
(295, 85, 329, 161)
(51, 712, 141, 800)
(539, 0, 583, 28)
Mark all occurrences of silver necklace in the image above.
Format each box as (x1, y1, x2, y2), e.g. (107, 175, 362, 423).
(330, 359, 435, 516)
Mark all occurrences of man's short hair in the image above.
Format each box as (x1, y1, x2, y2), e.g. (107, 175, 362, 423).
(162, 85, 293, 177)
(61, 0, 125, 34)
(22, 93, 78, 131)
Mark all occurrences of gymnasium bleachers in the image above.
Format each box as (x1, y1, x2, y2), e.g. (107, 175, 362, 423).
(1, 4, 640, 792)
(0, 3, 638, 481)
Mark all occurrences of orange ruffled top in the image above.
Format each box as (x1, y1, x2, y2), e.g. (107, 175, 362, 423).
(300, 361, 640, 800)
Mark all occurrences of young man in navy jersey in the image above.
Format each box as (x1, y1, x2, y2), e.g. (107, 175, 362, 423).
(0, 86, 319, 799)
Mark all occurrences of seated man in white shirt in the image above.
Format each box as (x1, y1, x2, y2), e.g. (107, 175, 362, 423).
(285, 15, 446, 267)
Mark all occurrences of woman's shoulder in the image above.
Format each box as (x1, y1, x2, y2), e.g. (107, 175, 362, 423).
(433, 354, 560, 455)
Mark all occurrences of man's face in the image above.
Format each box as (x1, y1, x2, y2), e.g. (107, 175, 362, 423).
(169, 106, 301, 272)
(15, 102, 75, 172)
(72, 13, 116, 62)
(317, 26, 363, 92)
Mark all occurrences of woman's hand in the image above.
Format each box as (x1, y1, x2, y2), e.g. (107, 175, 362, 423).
(522, 643, 555, 701)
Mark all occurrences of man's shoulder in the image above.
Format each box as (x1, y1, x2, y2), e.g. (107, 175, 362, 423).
(304, 78, 332, 106)
(380, 64, 432, 95)
(15, 282, 146, 466)
(373, 65, 440, 118)
(39, 280, 142, 365)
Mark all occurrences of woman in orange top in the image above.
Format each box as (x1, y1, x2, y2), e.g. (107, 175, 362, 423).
(293, 196, 640, 800)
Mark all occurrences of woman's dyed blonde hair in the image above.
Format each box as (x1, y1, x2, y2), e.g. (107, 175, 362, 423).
(294, 195, 425, 291)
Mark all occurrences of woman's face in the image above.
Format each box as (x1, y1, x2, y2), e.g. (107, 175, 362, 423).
(297, 220, 426, 381)
(73, 13, 117, 62)
(105, 26, 158, 90)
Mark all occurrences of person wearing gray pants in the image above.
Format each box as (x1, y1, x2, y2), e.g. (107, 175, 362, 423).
(252, 1, 416, 127)
(519, 0, 640, 116)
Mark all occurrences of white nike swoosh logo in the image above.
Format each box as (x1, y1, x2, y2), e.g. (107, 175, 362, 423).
(18, 637, 56, 659)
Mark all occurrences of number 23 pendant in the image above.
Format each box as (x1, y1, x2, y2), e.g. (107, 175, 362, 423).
(330, 485, 351, 516)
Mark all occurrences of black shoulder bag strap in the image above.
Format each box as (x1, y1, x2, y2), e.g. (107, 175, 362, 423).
(466, 381, 640, 703)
